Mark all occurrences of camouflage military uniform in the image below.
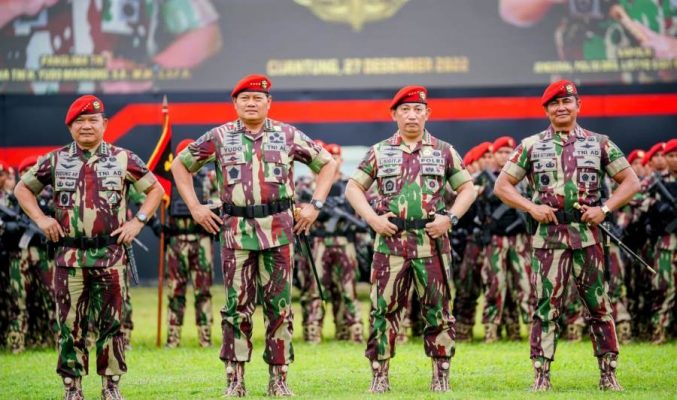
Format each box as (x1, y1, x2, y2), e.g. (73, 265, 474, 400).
(451, 179, 484, 341)
(165, 171, 216, 348)
(20, 141, 157, 382)
(293, 175, 324, 342)
(504, 125, 628, 376)
(477, 171, 534, 342)
(0, 189, 14, 347)
(351, 131, 471, 365)
(643, 172, 677, 343)
(7, 187, 58, 352)
(178, 118, 331, 383)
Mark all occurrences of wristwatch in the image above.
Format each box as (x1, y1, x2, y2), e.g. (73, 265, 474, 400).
(447, 212, 459, 227)
(135, 212, 148, 224)
(310, 199, 324, 210)
(601, 204, 611, 216)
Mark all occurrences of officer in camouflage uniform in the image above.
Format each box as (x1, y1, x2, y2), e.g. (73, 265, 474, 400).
(165, 139, 216, 349)
(346, 85, 477, 393)
(494, 80, 640, 391)
(643, 139, 676, 344)
(479, 136, 534, 343)
(311, 143, 365, 343)
(14, 95, 164, 400)
(7, 156, 58, 353)
(171, 74, 337, 397)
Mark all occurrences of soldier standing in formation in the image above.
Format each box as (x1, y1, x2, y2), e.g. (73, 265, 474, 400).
(171, 74, 337, 396)
(295, 142, 366, 344)
(644, 140, 676, 344)
(14, 95, 164, 400)
(494, 80, 640, 391)
(346, 85, 477, 393)
(479, 136, 535, 343)
(165, 139, 217, 349)
(6, 156, 58, 353)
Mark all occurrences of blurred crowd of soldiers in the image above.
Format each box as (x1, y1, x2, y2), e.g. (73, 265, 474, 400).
(0, 137, 675, 354)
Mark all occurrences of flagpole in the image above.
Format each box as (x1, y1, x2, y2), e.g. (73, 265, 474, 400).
(156, 95, 169, 347)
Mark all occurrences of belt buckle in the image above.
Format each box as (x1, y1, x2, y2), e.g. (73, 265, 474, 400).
(253, 204, 267, 218)
(245, 206, 254, 219)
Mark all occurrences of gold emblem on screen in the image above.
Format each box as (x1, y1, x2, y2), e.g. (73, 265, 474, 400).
(294, 0, 410, 31)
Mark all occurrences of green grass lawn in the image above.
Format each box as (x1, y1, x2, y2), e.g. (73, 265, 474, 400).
(1, 286, 675, 399)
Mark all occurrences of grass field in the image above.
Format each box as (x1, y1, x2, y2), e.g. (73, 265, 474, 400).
(1, 286, 675, 399)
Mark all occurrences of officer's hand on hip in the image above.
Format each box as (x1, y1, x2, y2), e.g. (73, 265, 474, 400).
(190, 204, 222, 234)
(528, 204, 559, 224)
(37, 215, 64, 242)
(112, 219, 144, 245)
(367, 212, 398, 237)
(293, 204, 320, 235)
(425, 214, 451, 239)
(580, 205, 605, 226)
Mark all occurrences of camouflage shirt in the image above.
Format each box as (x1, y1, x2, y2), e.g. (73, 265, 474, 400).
(179, 118, 332, 251)
(351, 131, 471, 258)
(503, 125, 629, 249)
(21, 141, 157, 267)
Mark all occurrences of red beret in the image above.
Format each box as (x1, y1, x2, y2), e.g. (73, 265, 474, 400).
(541, 80, 578, 106)
(475, 141, 493, 157)
(175, 139, 194, 155)
(390, 85, 427, 109)
(627, 149, 645, 164)
(231, 74, 271, 98)
(491, 136, 516, 153)
(65, 95, 105, 125)
(663, 139, 677, 156)
(315, 139, 326, 148)
(642, 142, 665, 166)
(325, 143, 341, 156)
(463, 149, 475, 166)
(18, 155, 39, 173)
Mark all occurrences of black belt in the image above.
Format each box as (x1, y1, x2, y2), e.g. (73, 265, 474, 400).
(553, 209, 583, 224)
(388, 217, 431, 232)
(222, 198, 292, 219)
(60, 236, 118, 249)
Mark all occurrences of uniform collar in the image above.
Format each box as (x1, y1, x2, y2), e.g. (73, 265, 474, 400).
(543, 124, 585, 142)
(68, 141, 110, 158)
(234, 118, 274, 140)
(387, 130, 434, 152)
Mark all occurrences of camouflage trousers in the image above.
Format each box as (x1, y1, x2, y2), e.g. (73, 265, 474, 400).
(481, 234, 534, 325)
(8, 246, 58, 348)
(530, 244, 618, 360)
(296, 242, 322, 331)
(219, 244, 294, 365)
(313, 238, 363, 337)
(561, 243, 631, 328)
(167, 235, 213, 329)
(452, 240, 483, 326)
(0, 253, 14, 347)
(365, 252, 455, 361)
(54, 265, 128, 378)
(651, 238, 677, 330)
